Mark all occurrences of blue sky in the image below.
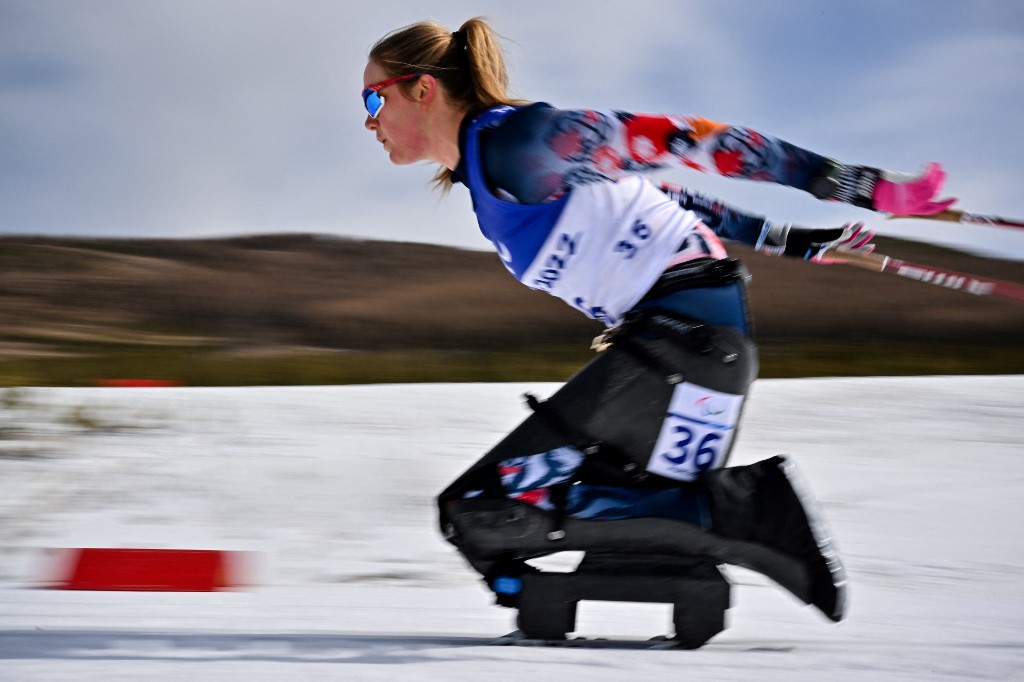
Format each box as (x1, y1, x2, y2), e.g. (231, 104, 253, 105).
(2, 0, 1023, 260)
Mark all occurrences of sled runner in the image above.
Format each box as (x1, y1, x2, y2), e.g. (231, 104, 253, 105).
(513, 553, 729, 648)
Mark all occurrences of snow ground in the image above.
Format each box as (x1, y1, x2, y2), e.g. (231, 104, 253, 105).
(1, 376, 1022, 681)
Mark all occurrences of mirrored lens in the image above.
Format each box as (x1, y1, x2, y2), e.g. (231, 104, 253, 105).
(364, 91, 384, 117)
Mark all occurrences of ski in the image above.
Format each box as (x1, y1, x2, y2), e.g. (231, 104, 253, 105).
(492, 630, 686, 650)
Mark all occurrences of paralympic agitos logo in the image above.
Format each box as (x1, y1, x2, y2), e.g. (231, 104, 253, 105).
(696, 396, 724, 417)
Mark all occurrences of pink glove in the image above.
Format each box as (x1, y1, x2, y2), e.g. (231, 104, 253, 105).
(871, 162, 957, 216)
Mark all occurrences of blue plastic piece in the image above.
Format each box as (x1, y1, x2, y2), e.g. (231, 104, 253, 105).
(493, 576, 523, 595)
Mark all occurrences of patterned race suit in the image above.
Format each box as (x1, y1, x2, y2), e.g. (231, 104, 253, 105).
(454, 103, 825, 325)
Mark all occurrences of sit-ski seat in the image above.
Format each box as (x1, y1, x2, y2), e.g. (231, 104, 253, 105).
(446, 482, 844, 643)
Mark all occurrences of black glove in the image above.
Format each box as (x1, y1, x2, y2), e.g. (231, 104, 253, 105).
(758, 222, 875, 262)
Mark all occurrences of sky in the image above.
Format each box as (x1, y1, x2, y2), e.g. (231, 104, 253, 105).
(2, 0, 1024, 261)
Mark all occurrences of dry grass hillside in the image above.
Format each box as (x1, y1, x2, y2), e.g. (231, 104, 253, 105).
(0, 233, 1021, 385)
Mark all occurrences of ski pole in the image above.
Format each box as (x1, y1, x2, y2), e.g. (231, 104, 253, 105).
(818, 247, 1024, 303)
(894, 209, 1024, 231)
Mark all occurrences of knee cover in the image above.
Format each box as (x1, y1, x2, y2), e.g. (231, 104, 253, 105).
(438, 308, 758, 527)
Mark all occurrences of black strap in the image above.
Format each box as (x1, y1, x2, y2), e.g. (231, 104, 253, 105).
(640, 257, 749, 303)
(601, 307, 738, 368)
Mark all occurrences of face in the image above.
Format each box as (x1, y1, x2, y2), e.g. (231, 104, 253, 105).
(362, 60, 431, 166)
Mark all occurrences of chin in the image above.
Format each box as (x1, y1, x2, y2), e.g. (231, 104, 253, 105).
(388, 152, 415, 166)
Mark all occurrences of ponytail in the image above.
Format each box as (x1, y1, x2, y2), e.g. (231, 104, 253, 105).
(368, 17, 525, 191)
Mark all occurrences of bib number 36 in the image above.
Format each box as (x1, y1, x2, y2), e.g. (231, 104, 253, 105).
(646, 382, 744, 482)
(662, 429, 723, 469)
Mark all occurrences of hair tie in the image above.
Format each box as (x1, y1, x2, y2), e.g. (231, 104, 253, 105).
(451, 30, 467, 50)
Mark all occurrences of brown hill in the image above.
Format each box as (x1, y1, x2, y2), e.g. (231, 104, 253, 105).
(0, 233, 1021, 383)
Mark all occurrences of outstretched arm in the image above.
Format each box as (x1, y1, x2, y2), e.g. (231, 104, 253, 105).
(483, 104, 955, 215)
(658, 181, 875, 262)
(613, 111, 955, 216)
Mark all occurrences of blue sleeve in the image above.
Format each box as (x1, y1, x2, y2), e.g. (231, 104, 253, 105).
(658, 183, 769, 247)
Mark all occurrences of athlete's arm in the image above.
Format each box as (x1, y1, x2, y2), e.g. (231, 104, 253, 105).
(482, 105, 954, 216)
(658, 182, 875, 261)
(657, 182, 769, 247)
(612, 111, 828, 191)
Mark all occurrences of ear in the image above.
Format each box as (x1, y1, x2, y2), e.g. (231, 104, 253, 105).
(413, 74, 436, 105)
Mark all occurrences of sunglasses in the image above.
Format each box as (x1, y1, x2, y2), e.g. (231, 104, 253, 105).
(361, 73, 422, 118)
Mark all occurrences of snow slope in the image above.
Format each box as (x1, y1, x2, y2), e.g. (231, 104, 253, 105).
(1, 376, 1022, 681)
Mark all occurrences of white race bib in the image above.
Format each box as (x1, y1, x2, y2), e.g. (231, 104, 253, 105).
(646, 382, 744, 481)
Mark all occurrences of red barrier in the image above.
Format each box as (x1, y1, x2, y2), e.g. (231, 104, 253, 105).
(53, 548, 245, 591)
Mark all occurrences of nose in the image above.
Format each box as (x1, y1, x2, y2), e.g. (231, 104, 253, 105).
(365, 115, 377, 131)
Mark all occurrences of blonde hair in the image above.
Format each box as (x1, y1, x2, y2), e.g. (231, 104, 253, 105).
(369, 17, 525, 191)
